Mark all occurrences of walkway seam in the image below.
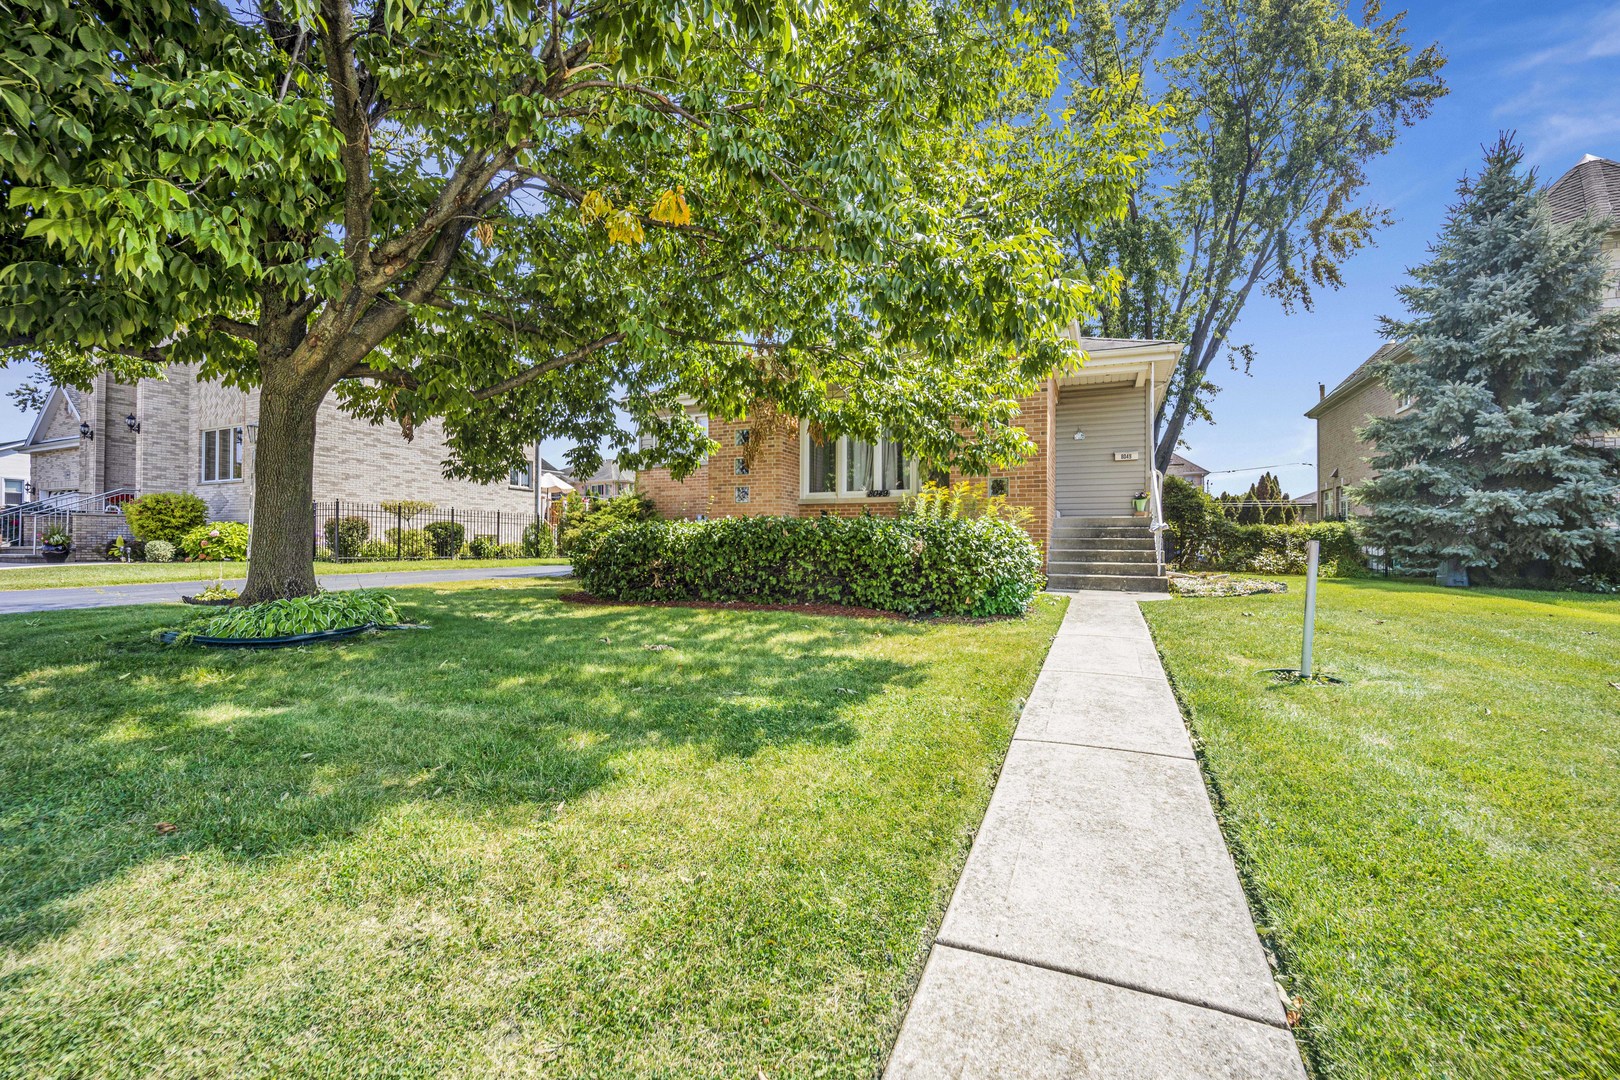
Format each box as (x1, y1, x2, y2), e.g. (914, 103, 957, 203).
(930, 939, 1289, 1030)
(1009, 734, 1196, 761)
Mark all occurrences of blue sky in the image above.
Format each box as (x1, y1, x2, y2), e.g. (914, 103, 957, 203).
(5, 2, 1620, 491)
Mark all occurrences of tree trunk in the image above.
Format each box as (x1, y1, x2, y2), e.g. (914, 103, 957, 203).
(240, 370, 326, 603)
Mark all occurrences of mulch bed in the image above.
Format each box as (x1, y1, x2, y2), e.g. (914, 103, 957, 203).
(558, 591, 907, 620)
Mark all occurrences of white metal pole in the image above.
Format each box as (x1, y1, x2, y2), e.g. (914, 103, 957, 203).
(1301, 539, 1320, 678)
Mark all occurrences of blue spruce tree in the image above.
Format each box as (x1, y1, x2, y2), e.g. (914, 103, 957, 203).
(1359, 137, 1620, 582)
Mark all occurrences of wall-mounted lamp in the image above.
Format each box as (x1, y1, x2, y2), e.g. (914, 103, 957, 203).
(125, 414, 141, 435)
(78, 421, 94, 441)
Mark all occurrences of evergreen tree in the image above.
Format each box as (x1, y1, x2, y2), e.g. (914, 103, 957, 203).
(1359, 137, 1620, 579)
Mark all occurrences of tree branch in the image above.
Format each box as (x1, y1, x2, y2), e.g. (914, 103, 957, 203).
(470, 332, 626, 400)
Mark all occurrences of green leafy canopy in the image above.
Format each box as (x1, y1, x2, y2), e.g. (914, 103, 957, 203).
(1, 0, 1162, 484)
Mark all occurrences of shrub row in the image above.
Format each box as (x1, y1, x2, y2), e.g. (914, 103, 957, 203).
(1161, 474, 1365, 575)
(573, 514, 1045, 617)
(319, 517, 556, 561)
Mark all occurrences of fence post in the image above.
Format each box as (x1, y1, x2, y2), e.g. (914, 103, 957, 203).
(496, 511, 502, 547)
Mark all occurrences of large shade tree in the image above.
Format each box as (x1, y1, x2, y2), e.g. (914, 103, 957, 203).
(0, 0, 1159, 601)
(1054, 0, 1447, 470)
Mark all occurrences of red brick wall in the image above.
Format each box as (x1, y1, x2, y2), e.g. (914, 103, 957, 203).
(637, 385, 1056, 558)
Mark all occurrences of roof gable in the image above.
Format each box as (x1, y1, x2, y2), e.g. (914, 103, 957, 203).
(1546, 155, 1620, 225)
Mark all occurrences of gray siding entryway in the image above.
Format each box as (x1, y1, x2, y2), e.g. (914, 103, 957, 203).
(1054, 384, 1148, 517)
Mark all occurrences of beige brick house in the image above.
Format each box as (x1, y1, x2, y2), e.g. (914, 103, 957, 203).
(10, 364, 552, 520)
(637, 335, 1184, 591)
(1306, 153, 1620, 519)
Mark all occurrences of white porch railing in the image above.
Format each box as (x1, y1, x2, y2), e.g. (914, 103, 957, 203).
(1149, 468, 1168, 575)
(0, 487, 135, 554)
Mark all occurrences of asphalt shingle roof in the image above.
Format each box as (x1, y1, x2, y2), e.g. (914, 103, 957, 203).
(1546, 155, 1620, 224)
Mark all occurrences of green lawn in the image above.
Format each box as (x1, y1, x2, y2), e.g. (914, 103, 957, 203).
(0, 557, 568, 590)
(1142, 578, 1620, 1080)
(0, 578, 1064, 1077)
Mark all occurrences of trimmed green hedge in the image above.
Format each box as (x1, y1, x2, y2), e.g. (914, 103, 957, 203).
(573, 515, 1045, 617)
(1163, 474, 1365, 575)
(124, 492, 207, 545)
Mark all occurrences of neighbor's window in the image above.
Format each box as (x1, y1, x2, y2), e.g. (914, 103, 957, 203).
(509, 465, 532, 489)
(200, 427, 243, 482)
(3, 478, 22, 506)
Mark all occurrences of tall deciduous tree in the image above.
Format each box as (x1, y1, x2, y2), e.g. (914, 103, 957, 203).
(1055, 0, 1446, 470)
(1358, 138, 1620, 579)
(0, 0, 1159, 601)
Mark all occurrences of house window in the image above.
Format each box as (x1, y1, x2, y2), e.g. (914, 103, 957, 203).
(800, 423, 919, 498)
(735, 485, 750, 503)
(734, 457, 749, 477)
(988, 477, 1008, 497)
(200, 427, 243, 483)
(509, 465, 532, 489)
(805, 428, 836, 494)
(846, 434, 913, 495)
(735, 429, 750, 446)
(3, 478, 23, 506)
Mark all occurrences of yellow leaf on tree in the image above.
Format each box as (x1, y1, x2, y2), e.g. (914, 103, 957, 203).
(605, 207, 645, 245)
(649, 185, 691, 226)
(580, 189, 612, 224)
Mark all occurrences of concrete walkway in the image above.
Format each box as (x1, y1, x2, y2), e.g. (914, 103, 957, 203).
(0, 564, 571, 615)
(886, 591, 1306, 1079)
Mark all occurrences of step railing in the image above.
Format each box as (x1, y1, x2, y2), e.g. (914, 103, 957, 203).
(0, 487, 136, 553)
(1148, 468, 1167, 576)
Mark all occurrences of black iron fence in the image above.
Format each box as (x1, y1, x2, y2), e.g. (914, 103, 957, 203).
(312, 500, 552, 561)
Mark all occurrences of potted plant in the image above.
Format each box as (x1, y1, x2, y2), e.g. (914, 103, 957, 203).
(1132, 491, 1150, 514)
(41, 528, 72, 562)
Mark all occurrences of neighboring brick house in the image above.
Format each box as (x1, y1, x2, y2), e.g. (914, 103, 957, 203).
(1166, 453, 1209, 489)
(636, 335, 1184, 588)
(1306, 152, 1620, 519)
(9, 364, 551, 521)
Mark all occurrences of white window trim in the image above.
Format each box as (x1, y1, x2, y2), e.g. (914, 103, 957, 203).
(509, 466, 533, 490)
(199, 426, 244, 484)
(798, 421, 920, 501)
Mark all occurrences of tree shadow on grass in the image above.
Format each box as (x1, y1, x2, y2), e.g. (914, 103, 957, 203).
(0, 581, 927, 953)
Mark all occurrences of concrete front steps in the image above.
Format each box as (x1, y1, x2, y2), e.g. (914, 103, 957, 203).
(1046, 516, 1168, 594)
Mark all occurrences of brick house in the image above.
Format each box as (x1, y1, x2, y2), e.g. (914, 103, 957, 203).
(1306, 153, 1620, 519)
(9, 364, 552, 520)
(636, 335, 1184, 591)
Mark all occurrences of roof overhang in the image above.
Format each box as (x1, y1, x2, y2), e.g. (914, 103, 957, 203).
(12, 437, 76, 454)
(1306, 341, 1410, 418)
(1056, 332, 1183, 411)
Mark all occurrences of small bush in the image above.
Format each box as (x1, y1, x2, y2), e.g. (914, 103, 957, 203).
(324, 515, 371, 559)
(169, 590, 401, 643)
(521, 520, 556, 558)
(468, 534, 500, 559)
(424, 520, 466, 558)
(382, 528, 432, 559)
(144, 539, 176, 563)
(497, 542, 523, 559)
(180, 521, 250, 561)
(124, 492, 208, 545)
(559, 492, 659, 556)
(358, 539, 395, 560)
(574, 515, 1044, 617)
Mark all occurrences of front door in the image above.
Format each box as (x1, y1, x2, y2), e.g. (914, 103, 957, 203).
(1053, 383, 1148, 517)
